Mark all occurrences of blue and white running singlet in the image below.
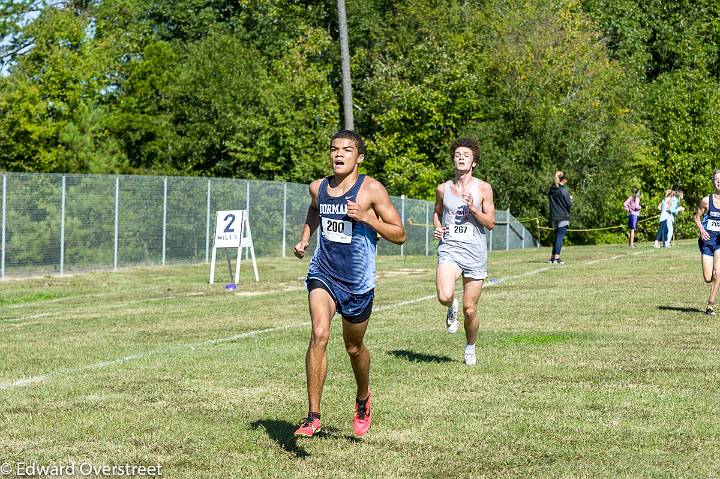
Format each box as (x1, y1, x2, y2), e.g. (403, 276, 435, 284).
(702, 194, 720, 236)
(699, 194, 720, 256)
(308, 175, 377, 294)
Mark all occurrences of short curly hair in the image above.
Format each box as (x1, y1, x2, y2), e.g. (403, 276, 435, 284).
(331, 130, 365, 156)
(450, 137, 480, 167)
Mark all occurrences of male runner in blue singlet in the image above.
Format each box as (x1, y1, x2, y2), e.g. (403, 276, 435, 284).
(694, 170, 720, 316)
(293, 130, 406, 438)
(433, 138, 496, 366)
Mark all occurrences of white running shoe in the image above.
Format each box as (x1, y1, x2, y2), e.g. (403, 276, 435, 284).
(446, 298, 459, 334)
(464, 349, 477, 366)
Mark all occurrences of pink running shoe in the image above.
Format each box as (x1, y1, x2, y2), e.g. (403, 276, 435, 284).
(294, 416, 321, 437)
(353, 394, 372, 437)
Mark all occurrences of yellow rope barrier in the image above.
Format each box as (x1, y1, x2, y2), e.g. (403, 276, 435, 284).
(529, 214, 661, 232)
(407, 215, 663, 233)
(406, 218, 433, 227)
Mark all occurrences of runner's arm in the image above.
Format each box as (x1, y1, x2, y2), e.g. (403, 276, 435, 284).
(432, 184, 446, 240)
(695, 196, 710, 242)
(294, 181, 321, 258)
(467, 182, 496, 230)
(347, 179, 406, 245)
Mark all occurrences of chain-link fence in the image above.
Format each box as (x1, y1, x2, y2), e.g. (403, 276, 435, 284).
(0, 173, 537, 279)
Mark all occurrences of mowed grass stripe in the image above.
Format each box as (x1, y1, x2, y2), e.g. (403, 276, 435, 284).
(1, 248, 652, 389)
(3, 242, 719, 479)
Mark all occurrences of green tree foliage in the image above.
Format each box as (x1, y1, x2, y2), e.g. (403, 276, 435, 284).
(1, 0, 719, 243)
(228, 27, 339, 183)
(646, 69, 720, 205)
(0, 5, 127, 173)
(354, 0, 649, 245)
(477, 0, 651, 240)
(583, 0, 720, 234)
(356, 0, 489, 200)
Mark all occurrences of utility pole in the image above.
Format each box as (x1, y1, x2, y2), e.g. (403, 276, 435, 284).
(337, 0, 354, 131)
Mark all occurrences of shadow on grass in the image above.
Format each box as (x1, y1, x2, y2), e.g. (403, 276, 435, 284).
(251, 420, 356, 457)
(388, 350, 452, 363)
(251, 419, 310, 458)
(658, 305, 703, 313)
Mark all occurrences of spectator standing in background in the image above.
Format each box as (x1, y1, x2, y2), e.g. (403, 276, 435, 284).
(548, 171, 572, 264)
(623, 188, 641, 248)
(655, 190, 674, 248)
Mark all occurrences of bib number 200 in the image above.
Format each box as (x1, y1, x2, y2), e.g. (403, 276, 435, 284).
(322, 217, 353, 244)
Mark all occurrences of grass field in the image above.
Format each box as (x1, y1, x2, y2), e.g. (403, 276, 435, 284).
(2, 241, 720, 478)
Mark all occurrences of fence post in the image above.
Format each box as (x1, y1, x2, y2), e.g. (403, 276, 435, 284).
(246, 180, 250, 261)
(162, 177, 167, 265)
(60, 175, 66, 275)
(400, 195, 405, 257)
(425, 201, 429, 256)
(506, 208, 510, 250)
(283, 182, 287, 258)
(114, 176, 119, 272)
(488, 228, 493, 252)
(522, 226, 526, 249)
(206, 178, 211, 263)
(1, 175, 6, 279)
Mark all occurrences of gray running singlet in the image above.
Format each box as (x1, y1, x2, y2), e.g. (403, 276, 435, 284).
(438, 180, 488, 277)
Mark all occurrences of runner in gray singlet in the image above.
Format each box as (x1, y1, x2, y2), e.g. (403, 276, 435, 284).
(433, 137, 496, 366)
(438, 180, 488, 279)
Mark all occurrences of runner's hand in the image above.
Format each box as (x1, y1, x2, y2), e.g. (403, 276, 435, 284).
(463, 192, 480, 214)
(347, 200, 367, 223)
(433, 226, 447, 241)
(294, 240, 309, 259)
(462, 193, 473, 206)
(700, 228, 710, 242)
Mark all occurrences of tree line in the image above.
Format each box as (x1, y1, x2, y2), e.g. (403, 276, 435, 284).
(1, 0, 719, 243)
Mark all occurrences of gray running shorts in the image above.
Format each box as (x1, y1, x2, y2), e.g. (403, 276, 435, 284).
(438, 249, 487, 280)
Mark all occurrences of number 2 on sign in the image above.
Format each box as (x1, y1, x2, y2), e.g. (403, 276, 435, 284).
(223, 214, 236, 233)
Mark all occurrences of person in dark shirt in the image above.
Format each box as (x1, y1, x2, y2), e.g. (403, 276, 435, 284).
(548, 171, 572, 264)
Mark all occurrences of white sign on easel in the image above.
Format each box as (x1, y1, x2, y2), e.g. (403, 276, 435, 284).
(209, 210, 259, 284)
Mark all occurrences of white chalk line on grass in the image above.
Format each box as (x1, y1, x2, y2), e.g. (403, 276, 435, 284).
(4, 292, 209, 323)
(0, 324, 308, 391)
(0, 296, 445, 391)
(7, 291, 206, 310)
(4, 312, 53, 322)
(0, 249, 652, 390)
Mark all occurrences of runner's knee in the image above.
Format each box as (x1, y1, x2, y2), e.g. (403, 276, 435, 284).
(344, 341, 365, 357)
(437, 290, 454, 305)
(310, 327, 330, 348)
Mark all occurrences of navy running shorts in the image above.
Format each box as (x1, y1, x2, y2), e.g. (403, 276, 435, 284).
(698, 237, 720, 257)
(306, 276, 374, 323)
